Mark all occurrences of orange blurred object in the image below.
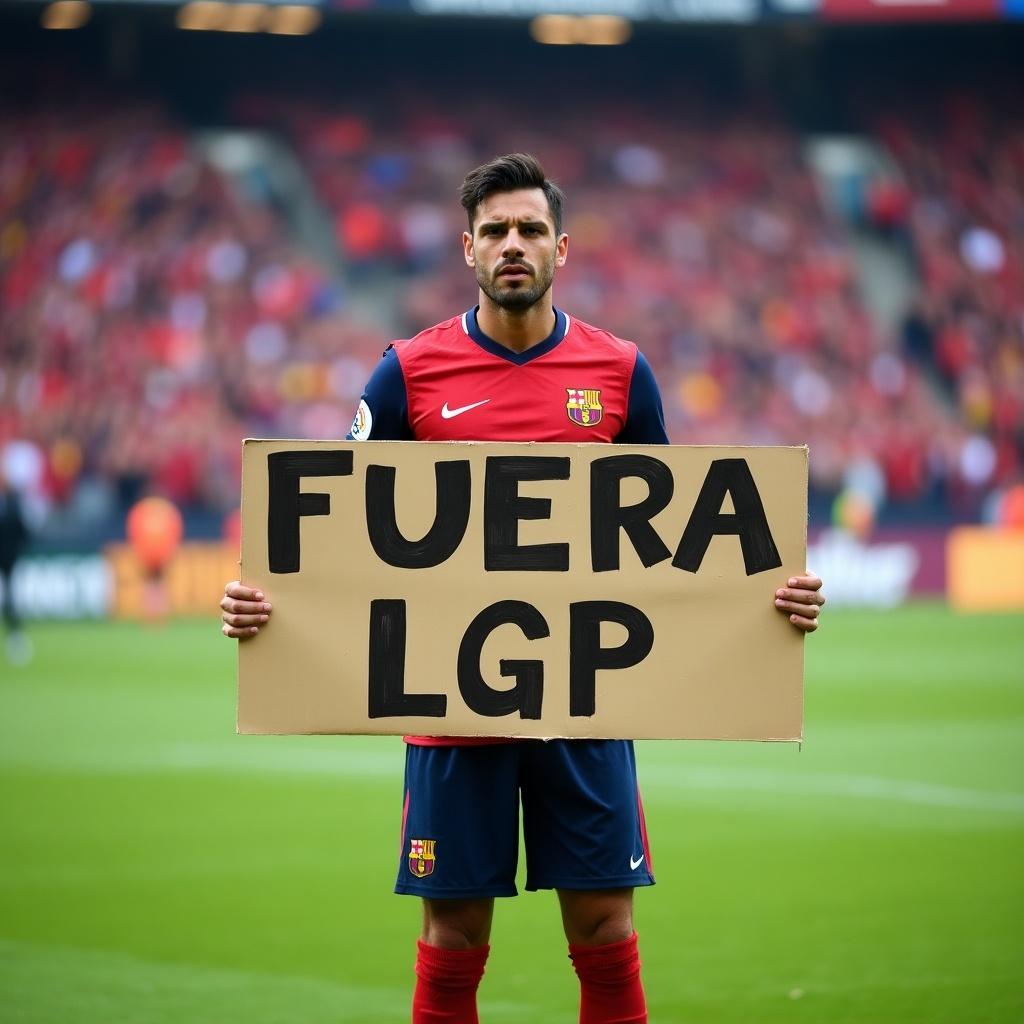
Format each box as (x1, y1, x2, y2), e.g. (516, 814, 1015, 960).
(999, 484, 1024, 530)
(833, 489, 875, 541)
(126, 496, 184, 573)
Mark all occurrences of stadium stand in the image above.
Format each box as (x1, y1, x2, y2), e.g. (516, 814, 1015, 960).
(2, 76, 1020, 534)
(870, 92, 1024, 508)
(0, 97, 388, 531)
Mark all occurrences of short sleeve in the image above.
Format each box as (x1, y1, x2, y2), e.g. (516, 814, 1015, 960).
(346, 346, 414, 441)
(614, 352, 669, 445)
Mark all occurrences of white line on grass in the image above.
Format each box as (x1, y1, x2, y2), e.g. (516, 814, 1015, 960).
(0, 937, 407, 1024)
(166, 744, 1024, 815)
(0, 937, 548, 1024)
(4, 741, 1023, 816)
(637, 763, 1024, 815)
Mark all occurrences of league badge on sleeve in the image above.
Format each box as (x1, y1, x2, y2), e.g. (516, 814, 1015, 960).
(409, 838, 437, 878)
(566, 388, 603, 427)
(350, 399, 372, 440)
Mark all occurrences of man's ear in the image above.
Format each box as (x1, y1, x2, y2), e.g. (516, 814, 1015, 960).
(555, 232, 569, 268)
(463, 231, 475, 267)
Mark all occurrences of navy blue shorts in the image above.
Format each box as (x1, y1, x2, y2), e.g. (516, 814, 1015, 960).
(395, 739, 655, 898)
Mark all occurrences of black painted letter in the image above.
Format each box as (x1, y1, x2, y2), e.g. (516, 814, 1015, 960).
(672, 458, 782, 576)
(569, 602, 654, 717)
(484, 456, 570, 571)
(367, 600, 447, 718)
(457, 601, 550, 719)
(591, 455, 674, 572)
(366, 461, 471, 568)
(267, 450, 353, 574)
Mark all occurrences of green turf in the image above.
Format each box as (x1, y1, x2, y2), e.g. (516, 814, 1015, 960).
(1, 606, 1022, 1023)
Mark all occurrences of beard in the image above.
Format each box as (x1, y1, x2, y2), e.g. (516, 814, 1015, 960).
(477, 255, 556, 312)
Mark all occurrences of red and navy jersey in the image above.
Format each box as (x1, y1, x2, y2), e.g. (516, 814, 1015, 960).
(347, 306, 668, 746)
(348, 306, 668, 446)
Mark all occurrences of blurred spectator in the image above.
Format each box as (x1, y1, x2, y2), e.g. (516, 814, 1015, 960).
(0, 468, 31, 664)
(126, 494, 183, 622)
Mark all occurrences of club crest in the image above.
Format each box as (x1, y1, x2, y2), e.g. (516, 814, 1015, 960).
(408, 838, 437, 878)
(566, 388, 603, 427)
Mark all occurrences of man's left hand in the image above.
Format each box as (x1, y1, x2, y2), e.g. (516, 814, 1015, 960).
(775, 573, 825, 633)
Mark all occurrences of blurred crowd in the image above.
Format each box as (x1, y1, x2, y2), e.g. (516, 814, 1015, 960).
(0, 100, 387, 534)
(1, 86, 1021, 539)
(872, 94, 1024, 514)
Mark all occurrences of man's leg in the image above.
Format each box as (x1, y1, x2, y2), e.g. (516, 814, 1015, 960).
(521, 740, 652, 1024)
(422, 896, 494, 948)
(413, 898, 493, 1023)
(560, 888, 647, 1024)
(1, 563, 30, 666)
(558, 887, 634, 947)
(396, 743, 521, 1023)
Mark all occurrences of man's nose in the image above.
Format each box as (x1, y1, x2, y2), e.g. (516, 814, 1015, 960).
(502, 231, 525, 257)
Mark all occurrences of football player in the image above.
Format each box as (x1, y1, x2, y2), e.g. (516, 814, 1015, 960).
(222, 153, 825, 1023)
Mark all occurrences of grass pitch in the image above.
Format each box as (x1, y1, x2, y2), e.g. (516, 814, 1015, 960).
(1, 605, 1022, 1023)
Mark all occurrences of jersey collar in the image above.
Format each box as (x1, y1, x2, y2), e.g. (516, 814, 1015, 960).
(462, 306, 570, 365)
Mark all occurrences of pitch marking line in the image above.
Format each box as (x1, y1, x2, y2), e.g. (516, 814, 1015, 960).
(3, 742, 1022, 816)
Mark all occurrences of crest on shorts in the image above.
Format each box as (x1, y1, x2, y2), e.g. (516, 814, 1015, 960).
(566, 388, 603, 427)
(408, 838, 437, 878)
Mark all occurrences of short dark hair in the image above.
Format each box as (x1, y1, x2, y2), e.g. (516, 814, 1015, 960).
(460, 153, 565, 235)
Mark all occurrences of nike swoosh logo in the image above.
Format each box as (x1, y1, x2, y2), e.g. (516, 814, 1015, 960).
(630, 854, 645, 870)
(441, 399, 491, 419)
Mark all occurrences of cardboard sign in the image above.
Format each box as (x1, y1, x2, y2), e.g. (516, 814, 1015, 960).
(237, 441, 807, 741)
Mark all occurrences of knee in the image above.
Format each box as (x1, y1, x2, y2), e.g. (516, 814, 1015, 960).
(422, 899, 492, 949)
(560, 890, 635, 947)
(571, 911, 634, 947)
(424, 919, 486, 949)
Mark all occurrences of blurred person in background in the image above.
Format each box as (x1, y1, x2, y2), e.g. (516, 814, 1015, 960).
(126, 494, 184, 623)
(0, 468, 32, 666)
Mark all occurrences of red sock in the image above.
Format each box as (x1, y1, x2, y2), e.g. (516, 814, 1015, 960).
(412, 940, 489, 1023)
(569, 932, 647, 1024)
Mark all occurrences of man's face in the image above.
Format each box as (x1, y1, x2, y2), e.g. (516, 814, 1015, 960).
(463, 188, 568, 312)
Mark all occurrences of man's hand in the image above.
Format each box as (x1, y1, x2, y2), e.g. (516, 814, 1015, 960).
(775, 573, 825, 633)
(221, 581, 272, 639)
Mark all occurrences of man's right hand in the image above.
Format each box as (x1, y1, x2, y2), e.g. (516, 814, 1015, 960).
(220, 581, 272, 639)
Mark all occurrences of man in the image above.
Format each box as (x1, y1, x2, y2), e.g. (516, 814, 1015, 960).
(222, 153, 825, 1023)
(0, 468, 32, 666)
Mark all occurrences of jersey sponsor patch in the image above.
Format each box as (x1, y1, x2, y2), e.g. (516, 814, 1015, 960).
(566, 388, 603, 427)
(409, 838, 437, 878)
(350, 399, 372, 440)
